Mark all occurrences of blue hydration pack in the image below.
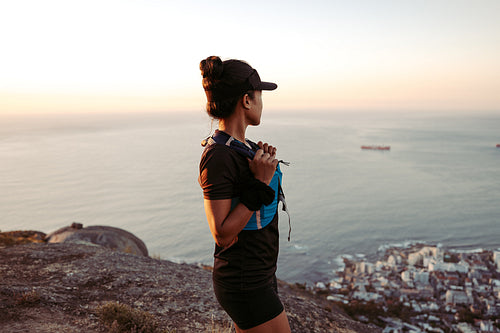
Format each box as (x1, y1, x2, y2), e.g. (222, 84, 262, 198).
(202, 130, 291, 241)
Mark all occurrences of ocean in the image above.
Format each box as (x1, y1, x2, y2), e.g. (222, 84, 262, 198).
(1, 110, 499, 284)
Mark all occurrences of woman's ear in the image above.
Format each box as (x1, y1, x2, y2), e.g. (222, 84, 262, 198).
(241, 93, 252, 110)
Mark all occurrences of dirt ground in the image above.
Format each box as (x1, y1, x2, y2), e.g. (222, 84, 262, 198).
(0, 240, 380, 333)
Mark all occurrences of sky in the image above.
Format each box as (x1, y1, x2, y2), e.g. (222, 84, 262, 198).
(1, 0, 500, 115)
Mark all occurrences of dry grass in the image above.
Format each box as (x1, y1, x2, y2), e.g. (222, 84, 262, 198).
(14, 290, 41, 306)
(97, 302, 173, 333)
(97, 302, 235, 333)
(0, 230, 46, 246)
(149, 253, 162, 260)
(208, 316, 234, 333)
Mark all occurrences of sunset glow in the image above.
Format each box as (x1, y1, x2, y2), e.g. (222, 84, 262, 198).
(1, 0, 499, 115)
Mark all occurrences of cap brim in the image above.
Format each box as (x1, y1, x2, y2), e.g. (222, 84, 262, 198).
(257, 81, 278, 91)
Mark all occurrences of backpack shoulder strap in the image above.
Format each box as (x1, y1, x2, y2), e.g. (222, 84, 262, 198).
(202, 130, 256, 160)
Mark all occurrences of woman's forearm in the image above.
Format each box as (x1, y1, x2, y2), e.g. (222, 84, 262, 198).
(204, 199, 254, 248)
(217, 203, 254, 246)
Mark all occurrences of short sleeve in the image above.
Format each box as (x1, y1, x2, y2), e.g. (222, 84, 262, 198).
(199, 145, 240, 200)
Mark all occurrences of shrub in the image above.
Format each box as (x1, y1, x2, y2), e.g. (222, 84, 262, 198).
(97, 301, 234, 333)
(97, 302, 171, 333)
(15, 290, 41, 306)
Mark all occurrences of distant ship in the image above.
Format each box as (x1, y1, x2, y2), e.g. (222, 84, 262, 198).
(361, 145, 391, 151)
(497, 144, 500, 148)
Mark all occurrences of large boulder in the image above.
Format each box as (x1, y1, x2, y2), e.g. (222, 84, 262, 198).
(45, 223, 148, 256)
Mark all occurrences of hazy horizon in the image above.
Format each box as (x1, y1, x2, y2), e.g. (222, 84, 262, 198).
(1, 108, 499, 120)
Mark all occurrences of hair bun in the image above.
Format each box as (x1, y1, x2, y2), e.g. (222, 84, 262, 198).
(200, 56, 223, 79)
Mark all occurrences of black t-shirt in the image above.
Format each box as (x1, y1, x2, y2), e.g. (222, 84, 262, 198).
(199, 143, 279, 291)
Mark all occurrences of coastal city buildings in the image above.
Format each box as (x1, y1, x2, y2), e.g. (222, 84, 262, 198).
(315, 244, 500, 332)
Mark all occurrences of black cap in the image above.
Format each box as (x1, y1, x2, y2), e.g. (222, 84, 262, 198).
(204, 59, 277, 101)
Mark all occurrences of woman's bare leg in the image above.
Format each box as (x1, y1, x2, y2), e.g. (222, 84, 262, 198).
(234, 310, 291, 333)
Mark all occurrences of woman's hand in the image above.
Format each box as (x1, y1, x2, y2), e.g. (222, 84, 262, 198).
(248, 141, 279, 185)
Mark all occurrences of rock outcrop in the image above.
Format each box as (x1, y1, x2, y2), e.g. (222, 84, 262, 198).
(44, 223, 148, 257)
(0, 242, 380, 333)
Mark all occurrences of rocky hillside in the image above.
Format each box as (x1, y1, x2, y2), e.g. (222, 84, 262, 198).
(0, 235, 380, 333)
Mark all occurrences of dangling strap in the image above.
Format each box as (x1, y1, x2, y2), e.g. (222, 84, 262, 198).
(278, 182, 291, 241)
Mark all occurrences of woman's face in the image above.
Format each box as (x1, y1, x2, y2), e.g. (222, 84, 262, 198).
(247, 90, 263, 126)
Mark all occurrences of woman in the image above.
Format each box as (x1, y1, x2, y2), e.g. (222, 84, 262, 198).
(198, 56, 291, 333)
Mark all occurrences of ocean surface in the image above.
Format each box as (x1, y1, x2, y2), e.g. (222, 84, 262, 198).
(1, 110, 499, 284)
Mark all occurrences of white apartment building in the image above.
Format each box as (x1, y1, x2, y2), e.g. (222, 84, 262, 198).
(494, 251, 500, 271)
(445, 290, 469, 305)
(428, 259, 469, 274)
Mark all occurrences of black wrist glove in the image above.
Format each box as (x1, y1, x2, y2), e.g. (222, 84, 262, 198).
(239, 178, 275, 211)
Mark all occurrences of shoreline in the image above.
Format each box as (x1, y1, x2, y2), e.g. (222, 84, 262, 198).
(310, 242, 500, 332)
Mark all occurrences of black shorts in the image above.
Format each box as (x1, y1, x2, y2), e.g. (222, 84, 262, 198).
(213, 278, 284, 330)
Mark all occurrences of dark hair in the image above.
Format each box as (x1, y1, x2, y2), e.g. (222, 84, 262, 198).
(200, 56, 254, 119)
